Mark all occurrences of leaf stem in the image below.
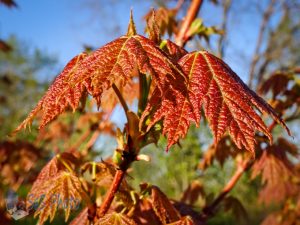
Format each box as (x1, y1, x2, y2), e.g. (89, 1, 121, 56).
(112, 83, 129, 114)
(175, 0, 204, 47)
(56, 154, 73, 173)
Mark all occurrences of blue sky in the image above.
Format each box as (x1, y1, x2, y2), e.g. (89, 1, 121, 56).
(0, 1, 152, 65)
(0, 0, 267, 81)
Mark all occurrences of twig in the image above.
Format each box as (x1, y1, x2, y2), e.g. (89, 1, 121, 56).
(199, 118, 284, 220)
(96, 146, 136, 218)
(217, 0, 231, 58)
(175, 0, 204, 47)
(97, 169, 126, 217)
(200, 158, 253, 220)
(248, 0, 276, 88)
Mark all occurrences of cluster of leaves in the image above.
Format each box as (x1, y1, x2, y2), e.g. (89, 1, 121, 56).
(2, 1, 300, 225)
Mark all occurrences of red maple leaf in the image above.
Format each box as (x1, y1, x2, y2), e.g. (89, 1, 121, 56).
(142, 51, 290, 152)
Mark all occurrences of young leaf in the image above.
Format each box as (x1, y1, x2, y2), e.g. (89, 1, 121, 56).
(160, 39, 188, 61)
(151, 186, 181, 224)
(14, 32, 186, 132)
(29, 171, 88, 225)
(251, 139, 298, 204)
(28, 152, 79, 196)
(95, 212, 137, 225)
(179, 51, 290, 152)
(143, 51, 290, 152)
(180, 180, 205, 206)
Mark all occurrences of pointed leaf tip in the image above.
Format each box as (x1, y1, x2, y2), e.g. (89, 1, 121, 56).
(146, 9, 161, 44)
(127, 9, 137, 36)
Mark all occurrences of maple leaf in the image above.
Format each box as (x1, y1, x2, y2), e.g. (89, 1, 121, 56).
(28, 152, 79, 196)
(143, 51, 290, 152)
(0, 140, 40, 189)
(251, 138, 298, 204)
(14, 15, 187, 133)
(144, 7, 178, 37)
(199, 136, 239, 170)
(28, 171, 89, 225)
(181, 180, 205, 206)
(95, 212, 137, 225)
(161, 39, 188, 61)
(259, 72, 291, 99)
(151, 185, 181, 224)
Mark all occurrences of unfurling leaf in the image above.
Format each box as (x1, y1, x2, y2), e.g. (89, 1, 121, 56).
(95, 212, 137, 225)
(144, 7, 178, 36)
(143, 51, 290, 152)
(28, 171, 88, 225)
(145, 9, 161, 44)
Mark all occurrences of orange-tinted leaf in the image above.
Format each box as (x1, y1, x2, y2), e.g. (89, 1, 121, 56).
(145, 10, 161, 44)
(95, 212, 137, 225)
(28, 153, 79, 199)
(259, 73, 291, 99)
(199, 136, 239, 170)
(161, 40, 188, 61)
(0, 141, 40, 189)
(144, 7, 178, 36)
(15, 31, 186, 133)
(14, 53, 88, 132)
(143, 51, 290, 152)
(179, 51, 289, 152)
(28, 172, 88, 225)
(69, 207, 89, 225)
(151, 186, 181, 224)
(167, 216, 195, 225)
(251, 139, 298, 204)
(131, 198, 161, 225)
(181, 180, 205, 206)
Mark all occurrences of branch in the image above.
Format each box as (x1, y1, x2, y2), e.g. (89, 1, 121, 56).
(217, 0, 232, 58)
(96, 140, 137, 218)
(175, 0, 204, 47)
(248, 0, 276, 88)
(97, 169, 126, 217)
(200, 158, 253, 220)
